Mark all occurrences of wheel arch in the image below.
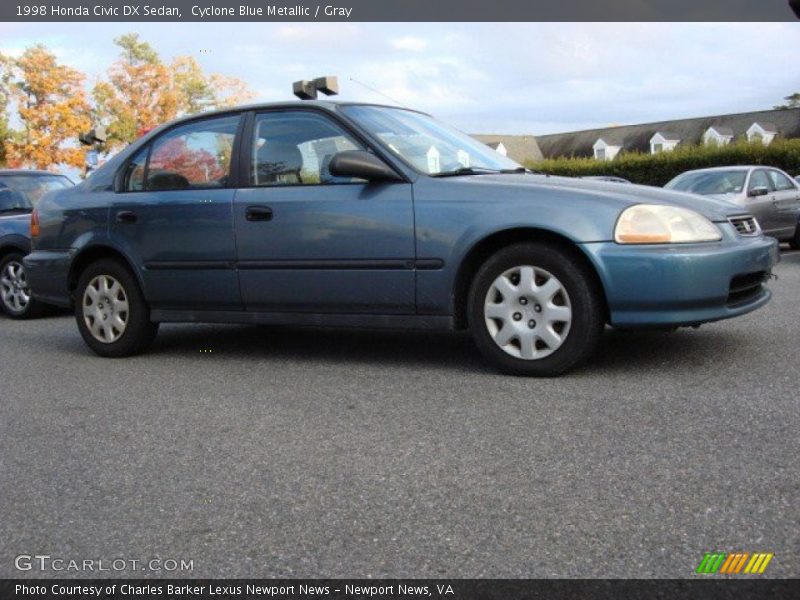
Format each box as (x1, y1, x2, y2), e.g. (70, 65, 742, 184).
(67, 244, 143, 298)
(452, 227, 609, 329)
(0, 237, 31, 261)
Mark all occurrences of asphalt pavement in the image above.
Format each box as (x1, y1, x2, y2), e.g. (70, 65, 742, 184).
(1, 250, 798, 578)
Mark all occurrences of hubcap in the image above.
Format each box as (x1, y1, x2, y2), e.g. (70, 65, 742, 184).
(0, 261, 31, 313)
(82, 275, 129, 343)
(484, 265, 572, 360)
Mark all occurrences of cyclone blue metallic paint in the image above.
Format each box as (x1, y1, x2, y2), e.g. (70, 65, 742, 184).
(24, 101, 778, 333)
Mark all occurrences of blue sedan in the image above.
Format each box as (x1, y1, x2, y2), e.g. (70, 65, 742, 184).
(24, 102, 778, 375)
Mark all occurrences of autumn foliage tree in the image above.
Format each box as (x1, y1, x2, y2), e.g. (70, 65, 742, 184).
(2, 46, 91, 170)
(94, 34, 253, 151)
(92, 34, 181, 150)
(0, 35, 253, 170)
(0, 53, 12, 166)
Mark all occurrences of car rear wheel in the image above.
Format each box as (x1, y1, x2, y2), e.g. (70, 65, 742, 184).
(467, 242, 604, 376)
(75, 259, 158, 357)
(0, 252, 43, 319)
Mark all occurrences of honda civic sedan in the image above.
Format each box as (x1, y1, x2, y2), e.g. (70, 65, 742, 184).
(24, 102, 778, 375)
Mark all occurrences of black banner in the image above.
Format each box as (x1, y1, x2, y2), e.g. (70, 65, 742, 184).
(2, 580, 800, 600)
(3, 0, 800, 22)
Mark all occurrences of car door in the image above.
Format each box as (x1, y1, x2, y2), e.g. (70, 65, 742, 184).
(744, 169, 781, 235)
(233, 109, 415, 314)
(111, 113, 243, 310)
(766, 169, 800, 239)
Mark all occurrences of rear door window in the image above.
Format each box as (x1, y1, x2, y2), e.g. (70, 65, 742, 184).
(767, 170, 797, 191)
(124, 114, 240, 192)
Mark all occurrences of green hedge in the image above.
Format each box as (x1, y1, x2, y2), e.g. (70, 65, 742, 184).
(526, 139, 800, 187)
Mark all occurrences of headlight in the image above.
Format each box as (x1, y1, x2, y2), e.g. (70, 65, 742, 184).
(615, 204, 722, 244)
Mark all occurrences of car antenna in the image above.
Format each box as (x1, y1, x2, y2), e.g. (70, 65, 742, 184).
(348, 77, 410, 108)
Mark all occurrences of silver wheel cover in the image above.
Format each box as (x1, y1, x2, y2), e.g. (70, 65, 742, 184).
(83, 275, 129, 343)
(484, 265, 572, 360)
(1, 260, 31, 313)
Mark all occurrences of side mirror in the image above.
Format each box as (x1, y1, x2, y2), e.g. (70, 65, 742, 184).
(328, 150, 403, 182)
(748, 186, 770, 197)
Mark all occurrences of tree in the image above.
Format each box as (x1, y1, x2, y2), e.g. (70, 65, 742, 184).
(0, 53, 13, 167)
(774, 93, 800, 109)
(3, 46, 91, 170)
(173, 56, 254, 114)
(208, 72, 254, 109)
(93, 34, 180, 150)
(172, 56, 217, 115)
(95, 34, 254, 151)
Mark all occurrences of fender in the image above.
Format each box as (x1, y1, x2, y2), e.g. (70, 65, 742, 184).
(68, 231, 148, 296)
(0, 233, 32, 256)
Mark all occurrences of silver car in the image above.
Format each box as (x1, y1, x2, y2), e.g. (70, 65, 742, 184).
(665, 166, 800, 248)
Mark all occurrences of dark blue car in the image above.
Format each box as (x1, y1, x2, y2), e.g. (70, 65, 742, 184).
(24, 102, 779, 375)
(0, 170, 73, 318)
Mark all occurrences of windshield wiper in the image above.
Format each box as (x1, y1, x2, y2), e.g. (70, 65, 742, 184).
(432, 166, 533, 178)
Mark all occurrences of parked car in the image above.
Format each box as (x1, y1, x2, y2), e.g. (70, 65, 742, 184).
(0, 170, 73, 318)
(580, 175, 632, 184)
(665, 166, 800, 249)
(24, 102, 778, 375)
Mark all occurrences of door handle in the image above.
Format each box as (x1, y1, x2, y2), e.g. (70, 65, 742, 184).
(246, 206, 273, 222)
(116, 210, 138, 224)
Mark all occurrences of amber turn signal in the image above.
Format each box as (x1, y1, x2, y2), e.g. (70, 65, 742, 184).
(31, 209, 40, 237)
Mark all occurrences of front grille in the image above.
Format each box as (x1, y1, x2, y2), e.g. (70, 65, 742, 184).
(727, 271, 767, 306)
(729, 215, 760, 236)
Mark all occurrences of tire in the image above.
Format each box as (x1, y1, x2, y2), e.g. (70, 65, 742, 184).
(74, 258, 159, 357)
(467, 242, 604, 376)
(790, 223, 800, 250)
(0, 252, 44, 319)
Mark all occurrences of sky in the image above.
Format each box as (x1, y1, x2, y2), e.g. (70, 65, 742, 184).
(1, 21, 799, 135)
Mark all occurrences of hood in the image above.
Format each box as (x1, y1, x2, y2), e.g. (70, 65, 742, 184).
(704, 193, 747, 207)
(456, 173, 747, 221)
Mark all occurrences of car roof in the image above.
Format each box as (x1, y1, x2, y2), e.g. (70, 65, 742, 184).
(682, 165, 782, 174)
(165, 100, 418, 126)
(0, 169, 68, 177)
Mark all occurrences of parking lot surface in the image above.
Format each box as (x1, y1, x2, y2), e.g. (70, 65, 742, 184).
(1, 250, 798, 578)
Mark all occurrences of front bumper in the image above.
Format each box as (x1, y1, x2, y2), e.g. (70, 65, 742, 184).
(582, 226, 779, 328)
(23, 249, 74, 308)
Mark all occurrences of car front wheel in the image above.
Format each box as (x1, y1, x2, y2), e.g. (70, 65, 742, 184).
(467, 242, 604, 376)
(0, 252, 43, 319)
(75, 259, 159, 357)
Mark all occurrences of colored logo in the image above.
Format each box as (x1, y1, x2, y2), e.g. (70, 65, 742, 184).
(696, 552, 773, 574)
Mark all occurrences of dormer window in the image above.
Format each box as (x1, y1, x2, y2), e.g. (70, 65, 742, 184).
(746, 122, 778, 145)
(649, 132, 680, 154)
(593, 137, 622, 161)
(703, 126, 734, 146)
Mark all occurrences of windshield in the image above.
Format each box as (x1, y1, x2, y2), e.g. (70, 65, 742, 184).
(665, 170, 747, 195)
(0, 174, 72, 213)
(341, 105, 522, 175)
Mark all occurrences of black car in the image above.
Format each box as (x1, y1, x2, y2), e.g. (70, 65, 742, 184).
(0, 170, 73, 318)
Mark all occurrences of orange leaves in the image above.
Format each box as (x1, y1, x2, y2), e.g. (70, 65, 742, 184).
(0, 34, 255, 168)
(3, 45, 92, 170)
(93, 34, 254, 151)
